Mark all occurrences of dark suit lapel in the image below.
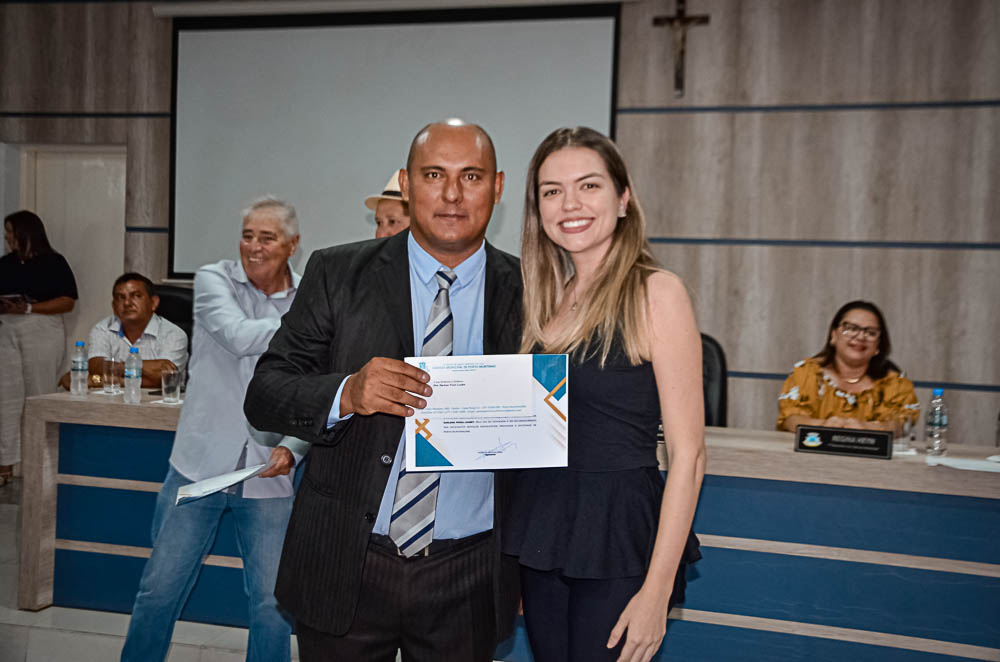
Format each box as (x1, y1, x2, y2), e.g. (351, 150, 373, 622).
(372, 232, 415, 357)
(483, 243, 521, 355)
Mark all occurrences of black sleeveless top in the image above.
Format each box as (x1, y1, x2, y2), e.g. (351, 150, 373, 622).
(503, 342, 701, 585)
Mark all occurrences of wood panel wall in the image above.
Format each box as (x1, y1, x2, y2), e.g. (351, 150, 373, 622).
(0, 2, 171, 279)
(618, 0, 1000, 444)
(2, 0, 997, 443)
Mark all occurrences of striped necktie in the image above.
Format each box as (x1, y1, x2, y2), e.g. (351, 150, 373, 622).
(389, 269, 455, 556)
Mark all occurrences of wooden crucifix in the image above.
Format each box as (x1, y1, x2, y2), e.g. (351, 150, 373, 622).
(653, 0, 710, 98)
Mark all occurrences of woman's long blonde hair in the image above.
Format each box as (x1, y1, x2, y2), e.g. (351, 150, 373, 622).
(520, 127, 660, 366)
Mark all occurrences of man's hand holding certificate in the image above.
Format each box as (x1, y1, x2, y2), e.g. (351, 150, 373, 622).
(403, 354, 568, 471)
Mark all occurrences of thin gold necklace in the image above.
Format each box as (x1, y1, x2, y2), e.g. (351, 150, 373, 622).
(839, 369, 865, 384)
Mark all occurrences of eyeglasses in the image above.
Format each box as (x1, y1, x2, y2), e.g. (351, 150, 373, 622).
(839, 321, 881, 341)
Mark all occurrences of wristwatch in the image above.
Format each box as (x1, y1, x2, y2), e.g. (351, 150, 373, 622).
(90, 374, 102, 387)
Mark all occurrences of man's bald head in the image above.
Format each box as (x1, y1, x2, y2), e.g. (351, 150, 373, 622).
(398, 118, 505, 267)
(405, 119, 497, 173)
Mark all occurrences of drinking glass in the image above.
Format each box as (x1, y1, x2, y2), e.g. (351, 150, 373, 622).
(102, 357, 122, 394)
(161, 367, 183, 404)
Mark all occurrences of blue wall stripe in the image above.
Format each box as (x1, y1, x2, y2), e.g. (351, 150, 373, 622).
(695, 476, 1000, 565)
(730, 370, 789, 381)
(729, 371, 1000, 394)
(56, 484, 243, 557)
(619, 99, 1000, 115)
(53, 550, 251, 628)
(125, 226, 170, 233)
(60, 424, 174, 482)
(683, 547, 1000, 648)
(0, 111, 170, 118)
(648, 236, 1000, 250)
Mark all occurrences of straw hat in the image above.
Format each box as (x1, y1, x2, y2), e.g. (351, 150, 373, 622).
(364, 171, 405, 210)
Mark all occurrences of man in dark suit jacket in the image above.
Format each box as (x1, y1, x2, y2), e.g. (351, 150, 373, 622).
(245, 120, 522, 662)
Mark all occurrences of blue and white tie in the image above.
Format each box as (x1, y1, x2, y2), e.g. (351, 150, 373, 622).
(389, 269, 455, 556)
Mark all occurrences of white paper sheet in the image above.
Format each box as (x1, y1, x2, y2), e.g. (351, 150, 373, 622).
(175, 463, 268, 504)
(925, 456, 1000, 473)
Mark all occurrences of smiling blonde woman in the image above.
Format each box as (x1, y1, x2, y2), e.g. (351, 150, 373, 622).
(504, 127, 704, 662)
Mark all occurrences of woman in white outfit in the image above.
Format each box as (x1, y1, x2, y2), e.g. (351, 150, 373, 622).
(0, 211, 78, 485)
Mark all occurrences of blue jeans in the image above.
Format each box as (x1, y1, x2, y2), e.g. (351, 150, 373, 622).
(120, 466, 294, 662)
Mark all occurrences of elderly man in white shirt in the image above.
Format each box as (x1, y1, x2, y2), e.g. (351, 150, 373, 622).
(120, 197, 307, 662)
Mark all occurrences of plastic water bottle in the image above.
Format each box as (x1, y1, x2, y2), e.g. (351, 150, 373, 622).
(124, 347, 142, 404)
(70, 341, 88, 396)
(925, 388, 948, 456)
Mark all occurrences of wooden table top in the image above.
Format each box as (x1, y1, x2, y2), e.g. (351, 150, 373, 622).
(25, 389, 182, 431)
(25, 392, 999, 500)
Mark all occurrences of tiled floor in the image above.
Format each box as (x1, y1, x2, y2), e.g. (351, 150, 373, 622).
(0, 475, 490, 662)
(0, 477, 302, 662)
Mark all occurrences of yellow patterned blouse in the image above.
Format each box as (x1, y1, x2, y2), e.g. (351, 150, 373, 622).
(776, 357, 920, 430)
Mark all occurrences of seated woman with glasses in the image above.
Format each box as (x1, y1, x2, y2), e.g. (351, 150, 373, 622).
(777, 300, 919, 435)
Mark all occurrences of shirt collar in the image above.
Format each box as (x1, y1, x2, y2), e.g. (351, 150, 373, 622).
(144, 314, 163, 338)
(233, 259, 302, 299)
(407, 232, 486, 291)
(110, 314, 160, 339)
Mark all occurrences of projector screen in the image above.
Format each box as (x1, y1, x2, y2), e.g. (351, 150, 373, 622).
(171, 7, 618, 277)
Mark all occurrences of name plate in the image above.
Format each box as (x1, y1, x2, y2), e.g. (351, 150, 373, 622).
(795, 425, 893, 460)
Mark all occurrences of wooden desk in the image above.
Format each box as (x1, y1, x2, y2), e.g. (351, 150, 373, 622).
(19, 391, 180, 611)
(650, 429, 1000, 662)
(19, 395, 1000, 660)
(666, 426, 1000, 500)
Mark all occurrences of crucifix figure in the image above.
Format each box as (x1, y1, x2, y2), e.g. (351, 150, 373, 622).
(653, 0, 710, 98)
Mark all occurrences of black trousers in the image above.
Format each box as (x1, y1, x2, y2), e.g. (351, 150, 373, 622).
(519, 565, 646, 662)
(297, 533, 497, 662)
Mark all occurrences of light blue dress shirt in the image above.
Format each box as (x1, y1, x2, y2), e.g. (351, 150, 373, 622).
(327, 233, 494, 539)
(169, 259, 304, 498)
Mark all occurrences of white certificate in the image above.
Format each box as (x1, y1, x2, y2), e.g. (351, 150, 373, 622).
(175, 464, 267, 504)
(403, 354, 568, 471)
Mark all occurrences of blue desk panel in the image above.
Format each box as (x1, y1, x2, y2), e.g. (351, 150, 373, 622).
(54, 550, 250, 628)
(494, 617, 978, 662)
(53, 424, 999, 661)
(694, 475, 1000, 564)
(56, 484, 242, 557)
(654, 619, 978, 662)
(684, 547, 1000, 648)
(59, 424, 174, 483)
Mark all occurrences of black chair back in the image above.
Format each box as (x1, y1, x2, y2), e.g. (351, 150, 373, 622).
(701, 333, 728, 427)
(154, 284, 194, 354)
